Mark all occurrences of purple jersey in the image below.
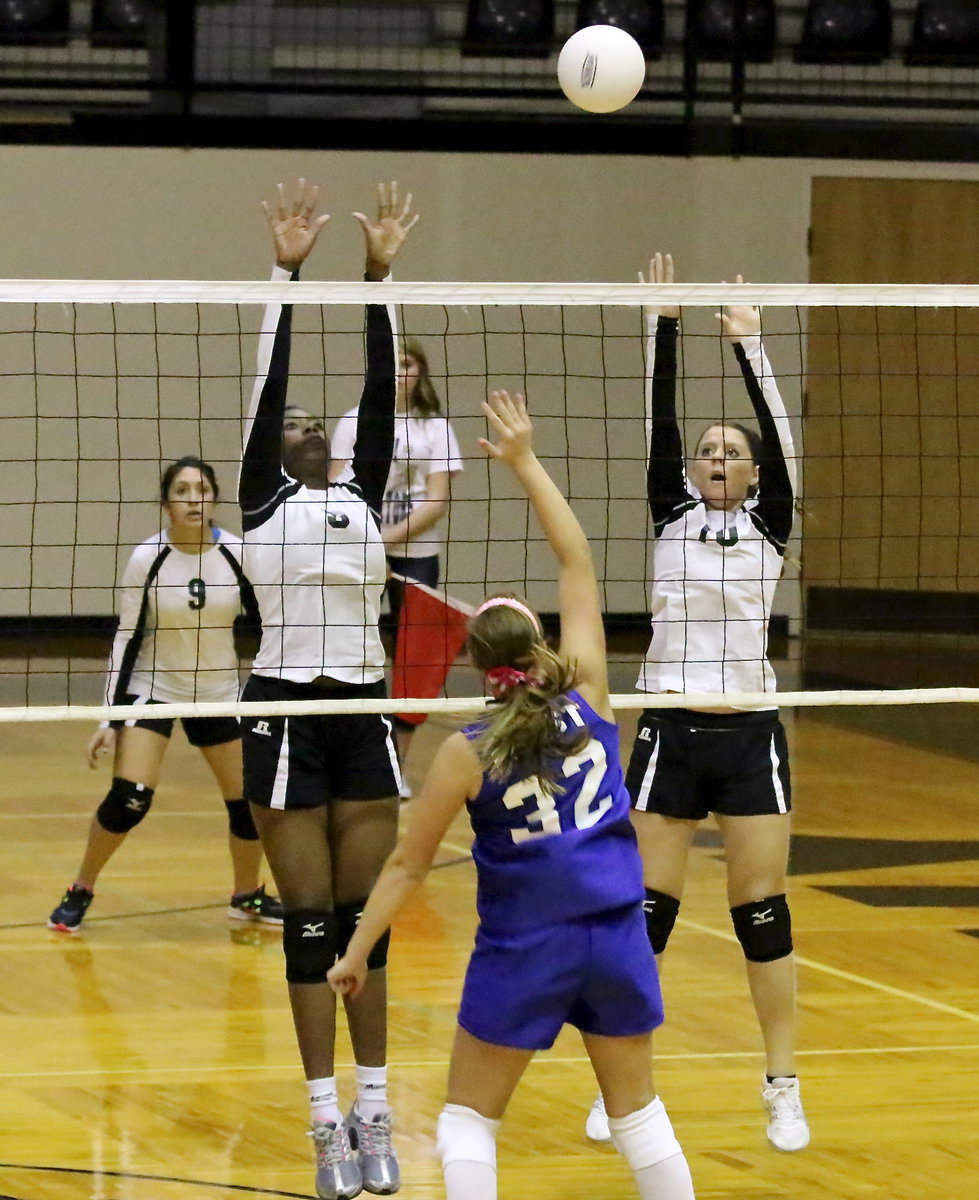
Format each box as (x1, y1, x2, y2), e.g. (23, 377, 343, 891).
(463, 691, 643, 934)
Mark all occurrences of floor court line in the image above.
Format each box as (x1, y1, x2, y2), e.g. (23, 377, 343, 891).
(1, 1043, 977, 1083)
(676, 916, 979, 1023)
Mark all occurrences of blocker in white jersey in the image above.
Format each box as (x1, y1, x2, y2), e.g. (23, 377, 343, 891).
(239, 262, 393, 688)
(238, 179, 418, 1200)
(609, 256, 808, 1157)
(639, 317, 796, 700)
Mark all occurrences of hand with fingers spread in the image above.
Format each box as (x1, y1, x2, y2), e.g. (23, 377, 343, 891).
(639, 251, 679, 320)
(261, 178, 331, 273)
(479, 390, 534, 468)
(354, 181, 420, 281)
(718, 273, 761, 343)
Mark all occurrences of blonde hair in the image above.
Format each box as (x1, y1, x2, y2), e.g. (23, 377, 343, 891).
(466, 594, 588, 794)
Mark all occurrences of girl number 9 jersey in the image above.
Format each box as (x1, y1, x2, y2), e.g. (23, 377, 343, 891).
(463, 691, 644, 934)
(105, 528, 253, 706)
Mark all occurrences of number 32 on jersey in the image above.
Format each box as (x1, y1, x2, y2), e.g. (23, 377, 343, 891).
(501, 735, 612, 844)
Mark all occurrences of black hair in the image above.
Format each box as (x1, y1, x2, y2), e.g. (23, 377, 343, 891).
(160, 456, 220, 504)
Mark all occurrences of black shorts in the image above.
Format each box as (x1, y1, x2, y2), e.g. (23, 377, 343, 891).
(241, 674, 401, 809)
(112, 695, 240, 748)
(626, 707, 791, 820)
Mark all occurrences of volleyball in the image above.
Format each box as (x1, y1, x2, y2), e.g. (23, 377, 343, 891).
(557, 25, 646, 114)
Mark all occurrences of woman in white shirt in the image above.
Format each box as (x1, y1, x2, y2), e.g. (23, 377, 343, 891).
(331, 337, 463, 787)
(47, 457, 281, 934)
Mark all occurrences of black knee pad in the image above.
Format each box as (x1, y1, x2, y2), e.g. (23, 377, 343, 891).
(336, 899, 391, 970)
(731, 894, 793, 963)
(225, 798, 259, 841)
(643, 888, 680, 954)
(96, 777, 154, 834)
(283, 909, 338, 984)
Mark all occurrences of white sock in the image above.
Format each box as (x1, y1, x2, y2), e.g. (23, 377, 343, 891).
(630, 1154, 696, 1200)
(355, 1064, 389, 1120)
(443, 1160, 498, 1200)
(609, 1096, 694, 1200)
(306, 1076, 342, 1127)
(438, 1104, 500, 1200)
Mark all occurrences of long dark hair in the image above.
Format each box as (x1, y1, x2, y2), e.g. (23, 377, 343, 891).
(466, 594, 588, 794)
(403, 337, 441, 418)
(160, 456, 220, 503)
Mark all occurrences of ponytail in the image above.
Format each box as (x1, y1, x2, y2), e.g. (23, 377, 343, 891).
(467, 596, 588, 793)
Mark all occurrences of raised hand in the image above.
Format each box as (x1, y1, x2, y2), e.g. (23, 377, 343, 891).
(639, 251, 679, 320)
(718, 274, 762, 343)
(261, 178, 331, 272)
(354, 182, 420, 280)
(478, 390, 533, 465)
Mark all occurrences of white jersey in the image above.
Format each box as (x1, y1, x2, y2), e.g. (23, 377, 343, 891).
(105, 527, 254, 705)
(331, 409, 462, 559)
(639, 319, 796, 701)
(238, 266, 398, 685)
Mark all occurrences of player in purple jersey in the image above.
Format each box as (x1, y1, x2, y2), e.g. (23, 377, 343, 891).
(329, 391, 696, 1200)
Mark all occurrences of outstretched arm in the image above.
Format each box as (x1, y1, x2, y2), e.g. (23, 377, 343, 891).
(642, 253, 689, 533)
(720, 282, 796, 550)
(239, 180, 330, 524)
(327, 731, 477, 997)
(350, 183, 418, 515)
(481, 390, 611, 718)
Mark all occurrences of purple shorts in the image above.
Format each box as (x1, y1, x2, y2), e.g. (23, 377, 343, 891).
(457, 902, 663, 1051)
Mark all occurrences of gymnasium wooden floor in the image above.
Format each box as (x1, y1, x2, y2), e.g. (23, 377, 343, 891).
(1, 662, 977, 1199)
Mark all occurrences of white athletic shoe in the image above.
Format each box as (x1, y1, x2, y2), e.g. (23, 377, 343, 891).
(585, 1094, 612, 1143)
(762, 1076, 810, 1152)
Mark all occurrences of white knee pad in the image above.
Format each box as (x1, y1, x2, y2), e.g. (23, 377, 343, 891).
(608, 1096, 683, 1171)
(436, 1103, 500, 1170)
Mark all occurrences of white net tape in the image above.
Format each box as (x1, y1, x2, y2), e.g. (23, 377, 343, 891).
(2, 688, 979, 725)
(2, 280, 979, 306)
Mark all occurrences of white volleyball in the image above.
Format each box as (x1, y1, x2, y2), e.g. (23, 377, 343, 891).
(557, 25, 646, 114)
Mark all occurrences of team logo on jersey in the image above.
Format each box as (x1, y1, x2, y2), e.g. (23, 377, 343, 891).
(252, 720, 272, 737)
(301, 922, 326, 938)
(326, 511, 350, 529)
(698, 524, 740, 548)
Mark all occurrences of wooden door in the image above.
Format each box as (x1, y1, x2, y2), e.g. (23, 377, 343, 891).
(807, 178, 979, 600)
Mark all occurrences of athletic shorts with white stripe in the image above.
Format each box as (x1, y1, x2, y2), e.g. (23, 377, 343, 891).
(241, 674, 401, 809)
(625, 707, 791, 819)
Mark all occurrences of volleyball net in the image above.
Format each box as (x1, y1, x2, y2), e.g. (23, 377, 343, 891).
(2, 277, 979, 723)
